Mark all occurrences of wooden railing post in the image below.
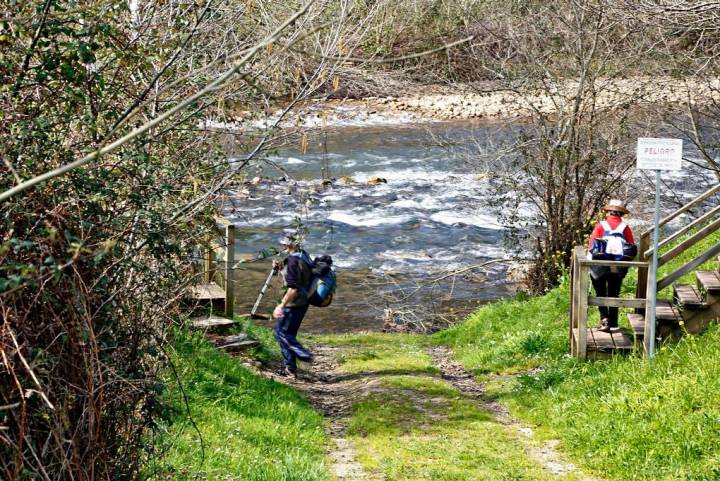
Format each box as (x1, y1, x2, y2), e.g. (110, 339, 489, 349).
(577, 259, 589, 360)
(204, 245, 215, 283)
(570, 249, 577, 357)
(224, 224, 235, 318)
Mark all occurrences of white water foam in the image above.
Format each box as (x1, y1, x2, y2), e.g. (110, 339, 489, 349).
(430, 211, 503, 230)
(328, 211, 413, 227)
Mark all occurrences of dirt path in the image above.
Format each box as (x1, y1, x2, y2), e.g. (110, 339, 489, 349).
(262, 341, 600, 481)
(269, 345, 368, 481)
(428, 346, 601, 481)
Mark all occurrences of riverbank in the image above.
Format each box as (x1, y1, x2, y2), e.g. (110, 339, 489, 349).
(212, 77, 720, 131)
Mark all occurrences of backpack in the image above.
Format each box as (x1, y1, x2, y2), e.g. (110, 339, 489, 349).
(590, 221, 638, 261)
(308, 255, 336, 307)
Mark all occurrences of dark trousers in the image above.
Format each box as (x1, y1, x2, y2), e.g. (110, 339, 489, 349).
(590, 272, 624, 327)
(274, 305, 309, 371)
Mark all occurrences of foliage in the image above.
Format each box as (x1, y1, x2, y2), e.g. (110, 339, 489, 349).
(0, 1, 358, 478)
(0, 2, 220, 478)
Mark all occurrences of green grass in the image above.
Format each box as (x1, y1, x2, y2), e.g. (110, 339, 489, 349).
(435, 231, 720, 480)
(318, 332, 436, 375)
(152, 332, 329, 480)
(234, 315, 282, 365)
(432, 284, 574, 375)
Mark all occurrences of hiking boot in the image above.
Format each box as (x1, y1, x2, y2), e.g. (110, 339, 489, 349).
(275, 366, 297, 378)
(596, 319, 611, 333)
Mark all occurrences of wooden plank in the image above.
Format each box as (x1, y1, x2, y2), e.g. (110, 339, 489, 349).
(578, 259, 649, 268)
(641, 184, 720, 237)
(658, 241, 720, 290)
(218, 340, 259, 351)
(645, 204, 720, 258)
(225, 224, 235, 317)
(658, 216, 720, 266)
(215, 333, 250, 347)
(673, 284, 707, 309)
(575, 328, 634, 352)
(191, 315, 236, 332)
(656, 300, 681, 322)
(188, 282, 225, 301)
(627, 313, 645, 336)
(588, 297, 647, 308)
(697, 270, 720, 292)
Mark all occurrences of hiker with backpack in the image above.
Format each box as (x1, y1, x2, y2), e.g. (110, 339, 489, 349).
(588, 199, 637, 333)
(272, 229, 336, 377)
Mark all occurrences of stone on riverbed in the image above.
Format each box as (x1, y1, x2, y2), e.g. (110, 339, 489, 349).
(367, 176, 387, 185)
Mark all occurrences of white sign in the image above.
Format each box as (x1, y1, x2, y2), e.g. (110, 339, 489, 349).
(637, 138, 683, 171)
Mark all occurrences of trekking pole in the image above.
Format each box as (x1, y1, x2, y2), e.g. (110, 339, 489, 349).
(248, 265, 277, 320)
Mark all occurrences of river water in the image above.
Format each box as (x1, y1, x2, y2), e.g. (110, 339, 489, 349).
(222, 119, 717, 333)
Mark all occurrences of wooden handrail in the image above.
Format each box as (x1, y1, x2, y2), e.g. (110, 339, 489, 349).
(658, 216, 720, 265)
(641, 184, 720, 238)
(578, 258, 648, 268)
(657, 241, 720, 291)
(588, 297, 647, 308)
(644, 203, 720, 258)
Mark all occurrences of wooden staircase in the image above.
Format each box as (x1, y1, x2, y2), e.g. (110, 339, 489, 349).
(628, 265, 720, 344)
(570, 184, 720, 359)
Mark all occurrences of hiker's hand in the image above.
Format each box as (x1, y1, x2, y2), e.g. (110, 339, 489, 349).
(273, 304, 284, 319)
(272, 260, 280, 272)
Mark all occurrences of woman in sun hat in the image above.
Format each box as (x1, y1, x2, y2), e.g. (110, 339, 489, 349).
(587, 199, 635, 333)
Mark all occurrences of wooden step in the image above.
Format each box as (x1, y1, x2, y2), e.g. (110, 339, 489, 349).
(187, 282, 226, 301)
(627, 313, 645, 339)
(697, 271, 720, 293)
(673, 284, 708, 309)
(191, 315, 237, 333)
(214, 334, 259, 351)
(656, 300, 682, 323)
(573, 328, 634, 353)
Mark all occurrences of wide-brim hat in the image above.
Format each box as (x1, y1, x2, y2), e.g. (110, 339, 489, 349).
(278, 228, 303, 247)
(602, 199, 629, 215)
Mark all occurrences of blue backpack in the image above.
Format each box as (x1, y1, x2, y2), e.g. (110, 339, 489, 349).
(308, 255, 336, 307)
(590, 221, 638, 261)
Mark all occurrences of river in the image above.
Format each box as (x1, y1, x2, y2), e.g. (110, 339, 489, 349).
(221, 119, 716, 333)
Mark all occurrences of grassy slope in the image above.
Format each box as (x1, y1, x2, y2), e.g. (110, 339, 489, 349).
(435, 231, 720, 481)
(153, 331, 329, 481)
(320, 333, 585, 481)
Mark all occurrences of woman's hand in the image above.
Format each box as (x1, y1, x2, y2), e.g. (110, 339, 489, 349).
(273, 304, 285, 320)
